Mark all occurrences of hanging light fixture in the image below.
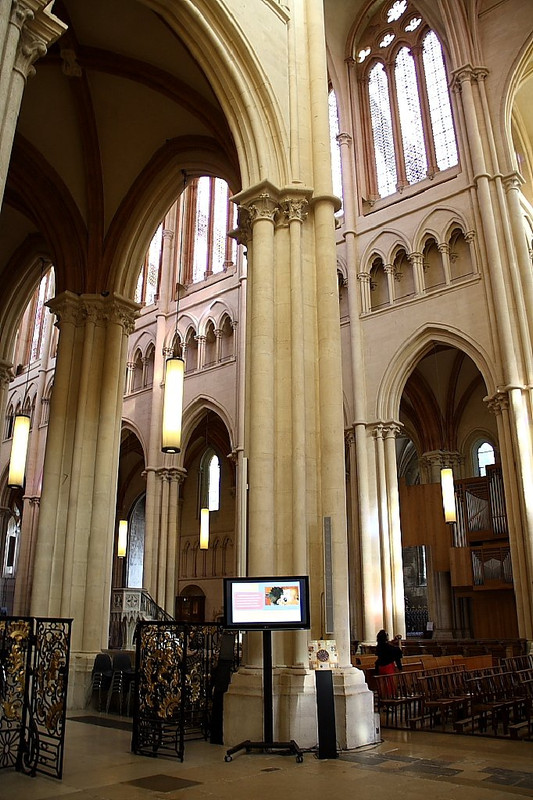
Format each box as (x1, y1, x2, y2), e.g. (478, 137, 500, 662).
(440, 467, 456, 524)
(199, 507, 210, 550)
(117, 519, 128, 558)
(161, 171, 188, 454)
(8, 264, 45, 489)
(8, 414, 30, 489)
(199, 411, 210, 549)
(431, 342, 457, 524)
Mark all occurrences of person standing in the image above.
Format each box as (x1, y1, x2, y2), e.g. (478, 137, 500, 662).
(375, 630, 403, 676)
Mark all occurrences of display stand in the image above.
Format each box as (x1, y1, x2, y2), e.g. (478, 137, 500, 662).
(224, 630, 304, 762)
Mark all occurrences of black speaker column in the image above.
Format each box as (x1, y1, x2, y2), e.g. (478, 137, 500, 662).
(315, 670, 338, 759)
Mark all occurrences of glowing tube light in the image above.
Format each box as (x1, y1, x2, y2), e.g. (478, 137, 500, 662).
(441, 467, 456, 524)
(199, 508, 209, 550)
(8, 414, 30, 489)
(161, 356, 184, 453)
(118, 519, 128, 558)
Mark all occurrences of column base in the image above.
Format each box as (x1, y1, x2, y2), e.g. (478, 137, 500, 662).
(67, 651, 98, 710)
(223, 664, 378, 751)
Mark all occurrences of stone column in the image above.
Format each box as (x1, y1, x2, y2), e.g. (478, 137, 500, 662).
(418, 449, 462, 638)
(383, 422, 406, 635)
(437, 242, 452, 284)
(357, 270, 371, 313)
(30, 293, 139, 658)
(238, 189, 277, 581)
(195, 334, 205, 370)
(486, 391, 533, 637)
(165, 468, 185, 613)
(125, 361, 134, 394)
(0, 1, 65, 207)
(408, 251, 425, 295)
(384, 264, 395, 304)
(372, 423, 393, 634)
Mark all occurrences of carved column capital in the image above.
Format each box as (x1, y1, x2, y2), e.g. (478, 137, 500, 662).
(168, 467, 187, 483)
(245, 193, 279, 224)
(48, 291, 141, 335)
(13, 0, 66, 80)
(502, 172, 524, 193)
(485, 391, 509, 415)
(337, 132, 352, 148)
(408, 251, 423, 266)
(0, 360, 14, 387)
(277, 197, 309, 225)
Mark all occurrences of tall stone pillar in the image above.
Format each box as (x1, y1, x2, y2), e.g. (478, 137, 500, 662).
(29, 292, 139, 706)
(419, 450, 463, 638)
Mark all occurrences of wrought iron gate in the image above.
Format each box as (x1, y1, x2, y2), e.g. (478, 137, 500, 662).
(0, 616, 72, 779)
(131, 621, 225, 761)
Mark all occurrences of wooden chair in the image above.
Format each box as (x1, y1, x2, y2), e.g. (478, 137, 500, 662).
(374, 671, 422, 728)
(417, 670, 469, 730)
(465, 672, 515, 735)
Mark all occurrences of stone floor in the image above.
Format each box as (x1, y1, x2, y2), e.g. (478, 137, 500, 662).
(3, 711, 533, 799)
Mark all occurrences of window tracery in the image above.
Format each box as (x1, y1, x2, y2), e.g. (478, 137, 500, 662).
(356, 1, 458, 202)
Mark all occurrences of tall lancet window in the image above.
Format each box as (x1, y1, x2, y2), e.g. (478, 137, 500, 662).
(356, 1, 458, 202)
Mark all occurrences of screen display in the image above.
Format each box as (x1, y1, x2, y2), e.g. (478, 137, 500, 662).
(223, 576, 310, 630)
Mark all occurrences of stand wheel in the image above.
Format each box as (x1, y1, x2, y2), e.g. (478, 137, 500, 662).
(296, 754, 303, 763)
(224, 755, 232, 762)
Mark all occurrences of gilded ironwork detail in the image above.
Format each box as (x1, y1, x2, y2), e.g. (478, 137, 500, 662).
(0, 617, 71, 780)
(132, 622, 225, 762)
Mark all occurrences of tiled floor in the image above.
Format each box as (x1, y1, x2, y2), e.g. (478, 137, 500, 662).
(3, 713, 533, 799)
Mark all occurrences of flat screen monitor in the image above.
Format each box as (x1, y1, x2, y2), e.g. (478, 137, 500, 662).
(223, 575, 310, 631)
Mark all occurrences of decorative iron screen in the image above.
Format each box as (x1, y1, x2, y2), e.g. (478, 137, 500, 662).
(131, 621, 225, 761)
(0, 616, 71, 779)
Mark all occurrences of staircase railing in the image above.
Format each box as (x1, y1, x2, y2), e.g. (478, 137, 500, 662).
(109, 587, 173, 649)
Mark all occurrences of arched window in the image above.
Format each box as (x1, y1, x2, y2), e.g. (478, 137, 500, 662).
(219, 315, 234, 362)
(144, 344, 155, 387)
(204, 320, 217, 367)
(135, 224, 162, 305)
(184, 328, 198, 373)
(199, 448, 220, 513)
(132, 349, 143, 391)
(181, 177, 237, 284)
(357, 1, 458, 201)
(475, 441, 495, 477)
(4, 403, 14, 440)
(13, 266, 55, 370)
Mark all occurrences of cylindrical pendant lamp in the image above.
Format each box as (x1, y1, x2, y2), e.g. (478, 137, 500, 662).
(441, 467, 456, 524)
(161, 356, 185, 453)
(199, 507, 210, 549)
(118, 519, 128, 558)
(8, 414, 30, 489)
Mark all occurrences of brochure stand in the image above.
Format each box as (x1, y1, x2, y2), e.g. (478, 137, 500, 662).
(224, 630, 304, 762)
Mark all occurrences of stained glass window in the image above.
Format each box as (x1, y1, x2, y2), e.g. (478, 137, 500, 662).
(212, 178, 229, 272)
(369, 62, 397, 197)
(135, 224, 162, 305)
(387, 0, 407, 22)
(423, 31, 458, 170)
(395, 47, 427, 184)
(27, 268, 54, 363)
(358, 2, 458, 200)
(193, 176, 210, 283)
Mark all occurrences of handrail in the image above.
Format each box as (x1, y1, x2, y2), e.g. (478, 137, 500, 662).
(109, 587, 174, 649)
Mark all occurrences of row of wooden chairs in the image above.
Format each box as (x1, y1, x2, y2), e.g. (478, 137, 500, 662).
(374, 656, 533, 737)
